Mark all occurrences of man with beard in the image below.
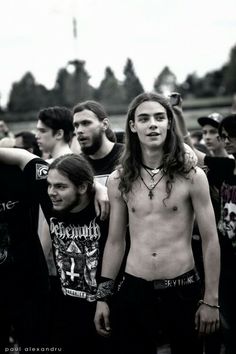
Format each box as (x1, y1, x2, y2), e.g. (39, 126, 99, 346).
(73, 100, 124, 186)
(0, 149, 109, 354)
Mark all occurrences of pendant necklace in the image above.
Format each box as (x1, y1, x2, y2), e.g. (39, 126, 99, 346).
(139, 173, 164, 200)
(141, 162, 164, 175)
(141, 163, 164, 189)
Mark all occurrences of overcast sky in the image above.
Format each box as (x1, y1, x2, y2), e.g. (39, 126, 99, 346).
(0, 0, 235, 106)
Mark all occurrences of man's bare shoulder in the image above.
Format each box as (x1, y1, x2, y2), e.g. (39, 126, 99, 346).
(187, 166, 209, 191)
(107, 169, 122, 197)
(187, 166, 206, 179)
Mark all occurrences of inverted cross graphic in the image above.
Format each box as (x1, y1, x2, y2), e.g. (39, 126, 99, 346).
(66, 258, 80, 281)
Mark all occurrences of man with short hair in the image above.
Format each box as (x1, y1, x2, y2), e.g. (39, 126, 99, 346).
(36, 106, 74, 161)
(15, 131, 41, 156)
(198, 112, 228, 157)
(94, 92, 220, 354)
(36, 106, 75, 287)
(73, 100, 123, 185)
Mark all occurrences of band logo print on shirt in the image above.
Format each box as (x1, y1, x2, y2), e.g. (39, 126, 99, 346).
(35, 163, 48, 180)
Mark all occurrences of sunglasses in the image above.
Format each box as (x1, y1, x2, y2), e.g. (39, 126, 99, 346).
(220, 134, 235, 142)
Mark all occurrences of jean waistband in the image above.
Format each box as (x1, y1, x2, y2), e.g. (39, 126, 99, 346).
(124, 268, 200, 290)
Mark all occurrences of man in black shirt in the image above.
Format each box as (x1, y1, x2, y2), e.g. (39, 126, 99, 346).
(73, 100, 123, 185)
(0, 157, 50, 350)
(175, 109, 236, 354)
(0, 148, 109, 353)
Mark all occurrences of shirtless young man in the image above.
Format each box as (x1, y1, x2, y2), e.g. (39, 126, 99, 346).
(94, 92, 221, 354)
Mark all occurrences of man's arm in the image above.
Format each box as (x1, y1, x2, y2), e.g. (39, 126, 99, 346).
(94, 170, 128, 337)
(93, 180, 110, 221)
(39, 218, 52, 258)
(99, 170, 128, 279)
(0, 148, 37, 169)
(189, 167, 220, 334)
(172, 103, 206, 166)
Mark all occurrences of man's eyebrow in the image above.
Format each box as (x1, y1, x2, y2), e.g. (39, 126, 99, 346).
(137, 113, 149, 117)
(137, 112, 165, 117)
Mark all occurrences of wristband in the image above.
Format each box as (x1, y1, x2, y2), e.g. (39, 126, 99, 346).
(96, 277, 115, 302)
(198, 299, 220, 309)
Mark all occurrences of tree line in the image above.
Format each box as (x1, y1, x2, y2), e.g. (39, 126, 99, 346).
(2, 43, 236, 115)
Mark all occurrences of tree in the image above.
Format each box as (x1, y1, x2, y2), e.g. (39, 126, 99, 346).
(54, 60, 94, 107)
(153, 66, 177, 94)
(123, 58, 144, 103)
(8, 72, 48, 112)
(53, 68, 71, 106)
(97, 67, 125, 106)
(223, 45, 236, 94)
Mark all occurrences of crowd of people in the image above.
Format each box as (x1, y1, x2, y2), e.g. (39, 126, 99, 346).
(0, 94, 235, 354)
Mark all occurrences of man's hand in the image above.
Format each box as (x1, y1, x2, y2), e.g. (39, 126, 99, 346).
(94, 181, 110, 220)
(195, 304, 220, 335)
(94, 301, 112, 337)
(171, 96, 183, 117)
(183, 143, 198, 170)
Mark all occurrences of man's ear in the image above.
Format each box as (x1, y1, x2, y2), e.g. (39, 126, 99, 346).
(101, 118, 109, 132)
(55, 129, 64, 140)
(77, 182, 88, 195)
(129, 120, 136, 133)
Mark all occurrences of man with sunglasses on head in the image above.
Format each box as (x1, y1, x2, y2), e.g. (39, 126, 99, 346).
(175, 109, 236, 354)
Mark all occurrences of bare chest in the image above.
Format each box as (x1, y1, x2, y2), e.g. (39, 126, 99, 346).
(126, 176, 190, 217)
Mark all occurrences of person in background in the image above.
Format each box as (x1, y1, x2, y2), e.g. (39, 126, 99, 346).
(94, 92, 220, 354)
(0, 149, 51, 351)
(174, 106, 236, 354)
(198, 113, 228, 157)
(36, 106, 74, 162)
(189, 113, 228, 354)
(73, 100, 124, 186)
(35, 106, 109, 346)
(15, 131, 42, 156)
(0, 137, 15, 148)
(36, 106, 75, 301)
(0, 120, 14, 140)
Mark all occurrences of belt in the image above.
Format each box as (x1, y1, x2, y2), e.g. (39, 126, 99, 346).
(124, 269, 200, 290)
(152, 269, 200, 290)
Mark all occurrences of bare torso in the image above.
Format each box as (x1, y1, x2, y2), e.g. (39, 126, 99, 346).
(125, 172, 195, 280)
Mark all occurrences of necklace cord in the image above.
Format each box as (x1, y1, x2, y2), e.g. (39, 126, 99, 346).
(139, 173, 165, 199)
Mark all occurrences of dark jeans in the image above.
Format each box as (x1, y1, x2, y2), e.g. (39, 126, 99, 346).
(111, 270, 203, 354)
(50, 289, 110, 354)
(219, 253, 236, 354)
(0, 270, 50, 351)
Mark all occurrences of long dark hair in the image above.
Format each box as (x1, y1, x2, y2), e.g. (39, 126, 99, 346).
(119, 92, 188, 200)
(49, 154, 94, 196)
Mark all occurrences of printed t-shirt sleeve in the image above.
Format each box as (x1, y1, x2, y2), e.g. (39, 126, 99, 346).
(22, 158, 52, 221)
